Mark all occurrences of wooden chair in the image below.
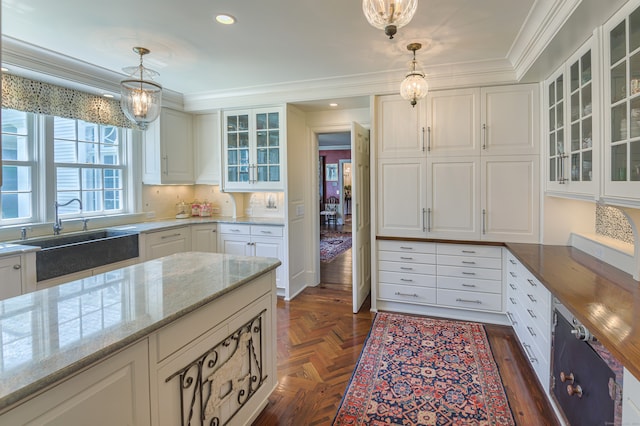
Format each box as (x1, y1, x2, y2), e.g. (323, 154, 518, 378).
(320, 196, 339, 226)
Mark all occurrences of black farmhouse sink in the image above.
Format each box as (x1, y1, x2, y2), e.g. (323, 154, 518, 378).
(25, 230, 139, 282)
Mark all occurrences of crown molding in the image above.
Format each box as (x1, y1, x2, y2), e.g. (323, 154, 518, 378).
(509, 0, 582, 81)
(1, 36, 184, 110)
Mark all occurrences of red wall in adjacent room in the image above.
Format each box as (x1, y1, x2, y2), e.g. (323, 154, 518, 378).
(320, 149, 350, 200)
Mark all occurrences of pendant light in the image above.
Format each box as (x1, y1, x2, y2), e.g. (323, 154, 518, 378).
(362, 0, 418, 39)
(400, 43, 428, 107)
(120, 47, 162, 130)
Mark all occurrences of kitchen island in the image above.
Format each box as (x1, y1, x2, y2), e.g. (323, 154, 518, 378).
(0, 251, 280, 426)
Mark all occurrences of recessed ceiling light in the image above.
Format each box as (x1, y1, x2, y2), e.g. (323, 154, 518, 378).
(216, 14, 236, 25)
(103, 94, 114, 98)
(329, 103, 338, 107)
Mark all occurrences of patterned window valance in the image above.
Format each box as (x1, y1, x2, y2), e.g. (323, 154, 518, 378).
(1, 73, 133, 128)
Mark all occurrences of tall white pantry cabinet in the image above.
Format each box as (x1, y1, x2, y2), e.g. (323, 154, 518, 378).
(375, 85, 540, 243)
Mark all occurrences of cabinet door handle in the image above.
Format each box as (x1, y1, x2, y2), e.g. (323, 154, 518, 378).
(456, 298, 482, 304)
(509, 271, 517, 278)
(399, 246, 414, 250)
(427, 126, 431, 152)
(400, 267, 413, 271)
(509, 283, 517, 290)
(482, 209, 487, 235)
(482, 123, 487, 150)
(462, 271, 476, 276)
(427, 208, 432, 232)
(422, 208, 427, 232)
(260, 230, 273, 234)
(400, 278, 414, 282)
(162, 155, 169, 175)
(462, 261, 476, 265)
(509, 297, 517, 305)
(400, 256, 414, 260)
(230, 229, 242, 232)
(527, 294, 537, 303)
(421, 127, 426, 152)
(527, 326, 537, 337)
(527, 278, 537, 287)
(161, 233, 182, 239)
(509, 259, 517, 265)
(527, 308, 536, 318)
(522, 343, 538, 362)
(212, 230, 217, 233)
(506, 311, 517, 325)
(395, 291, 418, 298)
(461, 283, 476, 288)
(13, 264, 21, 270)
(461, 250, 476, 254)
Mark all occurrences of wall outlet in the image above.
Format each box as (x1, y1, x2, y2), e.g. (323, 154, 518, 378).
(146, 211, 156, 219)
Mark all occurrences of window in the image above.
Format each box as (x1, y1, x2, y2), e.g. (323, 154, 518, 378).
(1, 110, 35, 222)
(53, 117, 126, 215)
(1, 108, 132, 224)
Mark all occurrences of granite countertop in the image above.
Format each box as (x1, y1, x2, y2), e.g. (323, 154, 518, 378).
(0, 216, 285, 257)
(0, 252, 280, 411)
(506, 243, 640, 380)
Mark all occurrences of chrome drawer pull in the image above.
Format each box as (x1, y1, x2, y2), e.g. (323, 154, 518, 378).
(462, 272, 476, 275)
(260, 230, 273, 234)
(456, 298, 482, 304)
(522, 343, 538, 362)
(509, 283, 517, 290)
(161, 233, 182, 239)
(509, 297, 517, 305)
(509, 271, 517, 277)
(506, 312, 517, 325)
(527, 294, 537, 303)
(395, 291, 418, 298)
(462, 261, 476, 265)
(527, 326, 536, 337)
(400, 278, 414, 282)
(400, 256, 414, 260)
(509, 259, 517, 265)
(527, 309, 536, 318)
(400, 267, 413, 271)
(400, 246, 414, 250)
(13, 264, 21, 270)
(461, 250, 476, 254)
(230, 229, 241, 232)
(461, 283, 476, 288)
(527, 278, 537, 287)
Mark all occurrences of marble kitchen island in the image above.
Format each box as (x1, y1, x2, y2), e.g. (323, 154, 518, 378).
(0, 252, 280, 426)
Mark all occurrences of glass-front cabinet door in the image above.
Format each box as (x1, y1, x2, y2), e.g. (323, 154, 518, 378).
(223, 107, 284, 191)
(605, 2, 640, 200)
(546, 36, 598, 198)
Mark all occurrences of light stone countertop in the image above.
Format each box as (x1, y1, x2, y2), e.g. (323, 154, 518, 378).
(0, 216, 285, 257)
(0, 252, 280, 411)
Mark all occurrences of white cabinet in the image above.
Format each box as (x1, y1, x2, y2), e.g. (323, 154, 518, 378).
(375, 86, 540, 244)
(0, 255, 23, 300)
(194, 113, 221, 184)
(623, 368, 640, 425)
(143, 108, 194, 184)
(376, 94, 426, 158)
(143, 226, 191, 261)
(191, 223, 218, 253)
(545, 37, 599, 198)
(219, 224, 285, 290)
(222, 107, 284, 191)
(0, 340, 150, 425)
(505, 251, 552, 391)
(603, 1, 640, 203)
(426, 87, 480, 157)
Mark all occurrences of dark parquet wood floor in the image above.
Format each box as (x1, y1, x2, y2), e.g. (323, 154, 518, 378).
(253, 231, 559, 425)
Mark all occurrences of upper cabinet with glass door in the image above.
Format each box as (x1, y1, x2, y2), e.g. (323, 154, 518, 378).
(546, 36, 599, 198)
(223, 107, 284, 191)
(604, 1, 640, 203)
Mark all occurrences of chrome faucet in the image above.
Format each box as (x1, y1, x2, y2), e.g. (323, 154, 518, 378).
(53, 198, 83, 235)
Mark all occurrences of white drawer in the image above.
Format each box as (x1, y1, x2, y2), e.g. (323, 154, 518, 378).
(436, 288, 502, 312)
(436, 254, 502, 270)
(437, 276, 502, 294)
(379, 260, 436, 275)
(379, 270, 436, 288)
(378, 240, 436, 254)
(378, 283, 437, 304)
(251, 225, 283, 237)
(436, 244, 502, 258)
(437, 265, 503, 281)
(219, 223, 251, 235)
(378, 250, 436, 264)
(518, 268, 551, 316)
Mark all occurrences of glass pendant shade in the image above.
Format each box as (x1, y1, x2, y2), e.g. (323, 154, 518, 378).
(400, 43, 428, 107)
(362, 0, 418, 39)
(120, 47, 162, 130)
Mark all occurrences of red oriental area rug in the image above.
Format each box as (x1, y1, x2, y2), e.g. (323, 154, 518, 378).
(333, 312, 515, 426)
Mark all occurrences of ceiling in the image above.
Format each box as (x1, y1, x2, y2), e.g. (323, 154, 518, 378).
(2, 0, 540, 96)
(2, 0, 630, 110)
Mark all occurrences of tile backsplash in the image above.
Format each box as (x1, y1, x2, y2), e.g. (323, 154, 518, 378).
(595, 204, 634, 245)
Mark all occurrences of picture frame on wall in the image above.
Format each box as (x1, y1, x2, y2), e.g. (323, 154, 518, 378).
(326, 163, 338, 181)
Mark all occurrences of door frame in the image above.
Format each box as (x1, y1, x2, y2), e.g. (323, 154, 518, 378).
(338, 158, 352, 224)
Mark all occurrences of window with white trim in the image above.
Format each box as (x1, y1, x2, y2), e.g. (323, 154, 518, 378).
(1, 108, 132, 224)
